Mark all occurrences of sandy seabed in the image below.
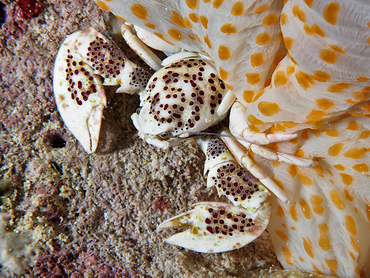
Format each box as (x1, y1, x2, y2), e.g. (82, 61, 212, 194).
(0, 0, 336, 277)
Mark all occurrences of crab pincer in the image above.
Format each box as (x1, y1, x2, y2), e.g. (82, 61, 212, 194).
(158, 137, 271, 253)
(157, 201, 270, 253)
(53, 28, 151, 153)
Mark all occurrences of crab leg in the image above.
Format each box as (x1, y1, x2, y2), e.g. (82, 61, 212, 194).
(121, 23, 162, 71)
(230, 101, 297, 145)
(126, 24, 181, 55)
(216, 89, 237, 118)
(229, 102, 316, 167)
(53, 28, 151, 153)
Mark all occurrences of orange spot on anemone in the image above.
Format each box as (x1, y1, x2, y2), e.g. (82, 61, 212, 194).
(96, 0, 109, 11)
(185, 0, 198, 9)
(168, 29, 182, 41)
(258, 101, 280, 116)
(250, 53, 264, 67)
(220, 23, 237, 34)
(131, 4, 147, 20)
(323, 2, 340, 25)
(231, 1, 244, 16)
(218, 45, 231, 60)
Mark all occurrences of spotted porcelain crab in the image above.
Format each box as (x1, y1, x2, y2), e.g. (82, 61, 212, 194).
(53, 26, 279, 253)
(53, 22, 316, 252)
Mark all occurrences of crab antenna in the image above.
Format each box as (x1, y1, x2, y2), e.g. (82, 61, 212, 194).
(183, 130, 316, 167)
(183, 130, 285, 154)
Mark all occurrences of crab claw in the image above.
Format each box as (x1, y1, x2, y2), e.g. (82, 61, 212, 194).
(157, 201, 271, 253)
(53, 28, 151, 153)
(53, 30, 106, 153)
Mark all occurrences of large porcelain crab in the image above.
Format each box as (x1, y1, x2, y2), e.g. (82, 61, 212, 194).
(54, 0, 370, 277)
(53, 26, 307, 253)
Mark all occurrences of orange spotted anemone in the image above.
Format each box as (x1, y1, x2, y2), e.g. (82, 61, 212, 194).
(94, 0, 370, 277)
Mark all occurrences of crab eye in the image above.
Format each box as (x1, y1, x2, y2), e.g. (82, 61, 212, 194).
(158, 132, 170, 140)
(135, 107, 141, 114)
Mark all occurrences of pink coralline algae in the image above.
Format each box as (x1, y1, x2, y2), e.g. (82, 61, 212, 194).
(152, 195, 171, 212)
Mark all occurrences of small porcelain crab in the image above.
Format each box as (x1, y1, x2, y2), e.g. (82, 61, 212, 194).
(53, 25, 313, 253)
